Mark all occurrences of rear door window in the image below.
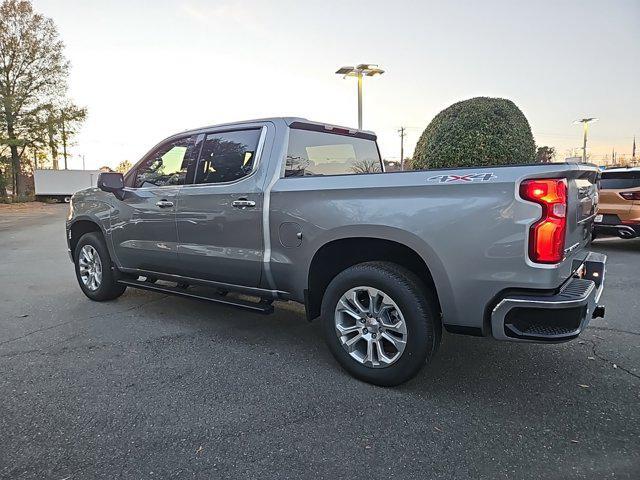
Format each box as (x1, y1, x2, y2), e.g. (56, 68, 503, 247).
(194, 129, 262, 184)
(285, 129, 382, 177)
(599, 172, 640, 190)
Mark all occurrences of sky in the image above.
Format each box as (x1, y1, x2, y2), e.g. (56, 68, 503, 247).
(33, 0, 640, 170)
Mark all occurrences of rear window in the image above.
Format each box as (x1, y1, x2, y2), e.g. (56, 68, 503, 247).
(599, 172, 640, 190)
(285, 129, 382, 177)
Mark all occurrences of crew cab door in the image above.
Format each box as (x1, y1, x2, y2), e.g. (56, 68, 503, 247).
(110, 134, 200, 274)
(175, 126, 268, 287)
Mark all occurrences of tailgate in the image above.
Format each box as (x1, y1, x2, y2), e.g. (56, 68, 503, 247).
(564, 168, 598, 270)
(519, 164, 598, 282)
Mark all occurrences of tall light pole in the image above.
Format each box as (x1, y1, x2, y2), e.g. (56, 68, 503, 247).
(574, 117, 598, 163)
(335, 64, 384, 130)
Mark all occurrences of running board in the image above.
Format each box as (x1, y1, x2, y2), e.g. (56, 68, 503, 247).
(117, 279, 274, 314)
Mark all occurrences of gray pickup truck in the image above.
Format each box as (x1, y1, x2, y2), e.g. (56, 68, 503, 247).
(66, 117, 606, 386)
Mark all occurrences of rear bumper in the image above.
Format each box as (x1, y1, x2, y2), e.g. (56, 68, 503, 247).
(491, 252, 606, 342)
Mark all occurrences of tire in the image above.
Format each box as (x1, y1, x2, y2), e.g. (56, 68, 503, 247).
(74, 232, 126, 301)
(321, 262, 441, 387)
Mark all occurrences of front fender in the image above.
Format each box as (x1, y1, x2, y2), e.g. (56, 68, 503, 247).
(67, 193, 117, 265)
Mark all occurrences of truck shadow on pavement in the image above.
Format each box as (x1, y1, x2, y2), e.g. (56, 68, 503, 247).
(137, 290, 613, 403)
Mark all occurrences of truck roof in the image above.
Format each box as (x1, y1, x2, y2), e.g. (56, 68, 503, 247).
(179, 117, 376, 138)
(602, 167, 640, 173)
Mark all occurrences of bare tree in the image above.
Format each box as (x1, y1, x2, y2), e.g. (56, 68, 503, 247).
(350, 159, 382, 174)
(0, 0, 85, 196)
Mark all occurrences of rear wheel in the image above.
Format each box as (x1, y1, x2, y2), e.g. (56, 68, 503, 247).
(74, 232, 126, 301)
(321, 262, 441, 386)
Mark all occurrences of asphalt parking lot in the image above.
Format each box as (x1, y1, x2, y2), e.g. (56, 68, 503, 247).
(1, 203, 638, 480)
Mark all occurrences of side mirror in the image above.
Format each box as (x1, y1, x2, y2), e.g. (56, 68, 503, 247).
(97, 172, 125, 199)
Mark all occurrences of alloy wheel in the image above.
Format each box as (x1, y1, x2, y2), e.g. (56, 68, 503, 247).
(334, 286, 408, 368)
(79, 245, 103, 291)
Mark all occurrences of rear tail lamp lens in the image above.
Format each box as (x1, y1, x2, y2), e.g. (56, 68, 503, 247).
(520, 178, 568, 264)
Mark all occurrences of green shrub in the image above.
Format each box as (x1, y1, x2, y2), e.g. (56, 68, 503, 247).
(412, 97, 536, 169)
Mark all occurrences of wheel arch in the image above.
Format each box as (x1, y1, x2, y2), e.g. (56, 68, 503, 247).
(67, 206, 118, 263)
(306, 233, 451, 323)
(68, 218, 105, 256)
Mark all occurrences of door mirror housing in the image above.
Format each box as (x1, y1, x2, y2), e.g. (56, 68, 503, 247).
(97, 172, 125, 199)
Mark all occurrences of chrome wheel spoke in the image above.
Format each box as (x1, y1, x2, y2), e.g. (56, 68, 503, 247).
(381, 331, 406, 350)
(365, 339, 376, 365)
(344, 332, 363, 352)
(383, 319, 405, 333)
(348, 291, 368, 314)
(374, 339, 395, 365)
(338, 299, 362, 320)
(366, 289, 379, 316)
(336, 323, 361, 336)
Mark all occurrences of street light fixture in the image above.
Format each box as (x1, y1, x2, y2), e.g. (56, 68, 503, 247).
(574, 117, 598, 163)
(335, 64, 384, 130)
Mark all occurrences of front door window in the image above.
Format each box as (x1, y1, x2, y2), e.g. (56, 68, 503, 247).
(134, 136, 197, 188)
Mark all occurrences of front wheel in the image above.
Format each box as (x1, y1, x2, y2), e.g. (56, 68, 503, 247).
(74, 232, 126, 301)
(321, 262, 441, 387)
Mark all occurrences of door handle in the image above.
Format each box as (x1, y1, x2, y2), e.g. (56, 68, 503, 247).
(155, 200, 174, 208)
(232, 199, 256, 209)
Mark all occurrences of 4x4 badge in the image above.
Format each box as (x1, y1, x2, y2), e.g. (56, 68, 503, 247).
(427, 173, 496, 183)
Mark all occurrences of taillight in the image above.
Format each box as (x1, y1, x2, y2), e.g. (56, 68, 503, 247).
(520, 178, 567, 264)
(620, 191, 640, 201)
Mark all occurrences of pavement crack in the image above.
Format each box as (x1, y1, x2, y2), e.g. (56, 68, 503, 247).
(0, 295, 169, 347)
(589, 326, 640, 337)
(583, 338, 640, 382)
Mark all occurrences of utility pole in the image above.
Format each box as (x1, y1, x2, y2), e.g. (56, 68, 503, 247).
(398, 127, 406, 170)
(82, 154, 86, 170)
(357, 74, 363, 130)
(582, 125, 587, 163)
(61, 109, 68, 170)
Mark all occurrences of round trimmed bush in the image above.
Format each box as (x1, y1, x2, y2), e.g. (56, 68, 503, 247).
(412, 97, 536, 169)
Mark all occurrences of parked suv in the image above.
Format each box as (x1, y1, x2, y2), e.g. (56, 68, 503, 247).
(66, 117, 606, 386)
(594, 167, 640, 239)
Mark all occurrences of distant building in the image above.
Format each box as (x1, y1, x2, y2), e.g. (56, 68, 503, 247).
(383, 160, 401, 171)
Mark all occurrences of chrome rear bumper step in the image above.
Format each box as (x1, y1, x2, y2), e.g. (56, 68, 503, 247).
(491, 252, 606, 342)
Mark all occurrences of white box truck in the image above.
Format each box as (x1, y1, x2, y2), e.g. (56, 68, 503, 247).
(34, 169, 102, 202)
